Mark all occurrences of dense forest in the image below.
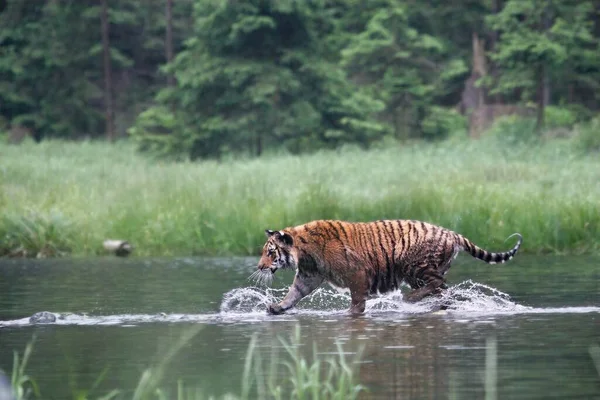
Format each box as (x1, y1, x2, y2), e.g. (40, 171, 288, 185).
(1, 0, 599, 159)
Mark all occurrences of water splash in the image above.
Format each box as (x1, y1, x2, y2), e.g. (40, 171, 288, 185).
(219, 286, 352, 315)
(219, 286, 280, 314)
(435, 280, 528, 314)
(0, 312, 220, 327)
(1, 280, 598, 328)
(219, 280, 597, 317)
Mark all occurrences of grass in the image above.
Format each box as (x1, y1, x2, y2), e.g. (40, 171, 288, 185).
(9, 337, 40, 400)
(1, 326, 365, 400)
(1, 135, 599, 257)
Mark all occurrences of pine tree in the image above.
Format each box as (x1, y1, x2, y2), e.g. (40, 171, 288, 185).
(130, 0, 387, 160)
(487, 0, 599, 130)
(340, 0, 469, 139)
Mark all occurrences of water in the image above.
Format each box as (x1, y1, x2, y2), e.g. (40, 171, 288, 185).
(0, 255, 599, 399)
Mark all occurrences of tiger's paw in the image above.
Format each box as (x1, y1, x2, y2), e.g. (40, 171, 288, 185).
(267, 303, 285, 315)
(403, 293, 421, 303)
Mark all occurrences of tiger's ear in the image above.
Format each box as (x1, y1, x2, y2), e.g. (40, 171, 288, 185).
(277, 230, 294, 246)
(265, 229, 276, 238)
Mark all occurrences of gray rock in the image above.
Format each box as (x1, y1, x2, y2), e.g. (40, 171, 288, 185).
(0, 372, 15, 400)
(29, 311, 56, 324)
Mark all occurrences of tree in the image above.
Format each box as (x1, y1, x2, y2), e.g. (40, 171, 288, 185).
(340, 0, 468, 139)
(101, 0, 115, 141)
(0, 1, 103, 139)
(165, 0, 175, 87)
(131, 0, 387, 160)
(487, 0, 598, 130)
(0, 0, 194, 140)
(1, 0, 598, 149)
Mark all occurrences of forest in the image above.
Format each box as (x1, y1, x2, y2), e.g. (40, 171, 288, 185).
(1, 0, 600, 159)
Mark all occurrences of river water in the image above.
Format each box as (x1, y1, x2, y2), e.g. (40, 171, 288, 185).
(0, 255, 599, 399)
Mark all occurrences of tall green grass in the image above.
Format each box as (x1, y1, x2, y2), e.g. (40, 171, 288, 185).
(1, 136, 598, 257)
(3, 326, 365, 400)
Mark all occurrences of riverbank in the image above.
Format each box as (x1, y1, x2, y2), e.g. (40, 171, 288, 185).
(1, 137, 598, 257)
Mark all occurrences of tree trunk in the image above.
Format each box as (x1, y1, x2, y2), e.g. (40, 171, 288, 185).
(535, 6, 553, 132)
(256, 131, 262, 157)
(101, 0, 115, 141)
(490, 0, 503, 104)
(536, 64, 545, 132)
(542, 7, 552, 109)
(567, 83, 574, 103)
(165, 0, 175, 87)
(543, 69, 550, 108)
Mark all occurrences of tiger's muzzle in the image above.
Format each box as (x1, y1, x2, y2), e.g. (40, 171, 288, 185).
(258, 262, 277, 274)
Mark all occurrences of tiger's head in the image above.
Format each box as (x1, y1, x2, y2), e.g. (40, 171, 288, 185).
(252, 229, 297, 285)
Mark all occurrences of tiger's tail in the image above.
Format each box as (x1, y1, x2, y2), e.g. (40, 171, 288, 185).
(457, 233, 523, 264)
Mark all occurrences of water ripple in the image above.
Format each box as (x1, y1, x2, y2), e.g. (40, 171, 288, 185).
(1, 280, 598, 328)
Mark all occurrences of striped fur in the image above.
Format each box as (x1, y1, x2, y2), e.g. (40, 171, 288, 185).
(255, 219, 522, 315)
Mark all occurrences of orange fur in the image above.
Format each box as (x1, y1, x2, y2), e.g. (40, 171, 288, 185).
(256, 219, 522, 315)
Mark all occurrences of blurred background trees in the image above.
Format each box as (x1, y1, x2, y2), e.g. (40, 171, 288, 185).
(1, 0, 599, 159)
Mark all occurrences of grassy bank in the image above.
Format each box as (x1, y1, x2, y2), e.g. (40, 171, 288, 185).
(1, 137, 599, 257)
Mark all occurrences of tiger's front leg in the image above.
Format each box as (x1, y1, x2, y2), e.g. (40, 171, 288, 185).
(267, 272, 323, 315)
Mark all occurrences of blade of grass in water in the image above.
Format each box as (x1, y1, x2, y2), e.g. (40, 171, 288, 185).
(8, 325, 366, 399)
(10, 336, 39, 400)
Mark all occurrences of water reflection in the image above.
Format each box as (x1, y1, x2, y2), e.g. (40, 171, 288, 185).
(0, 255, 598, 399)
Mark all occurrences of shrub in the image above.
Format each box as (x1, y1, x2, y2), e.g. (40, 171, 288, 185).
(128, 106, 190, 161)
(574, 115, 600, 153)
(544, 106, 577, 129)
(421, 106, 467, 140)
(485, 115, 537, 144)
(0, 212, 72, 257)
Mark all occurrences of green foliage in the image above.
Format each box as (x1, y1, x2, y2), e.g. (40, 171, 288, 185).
(128, 106, 189, 161)
(485, 106, 578, 144)
(270, 326, 366, 399)
(1, 0, 600, 153)
(544, 106, 577, 129)
(484, 115, 537, 144)
(0, 211, 73, 258)
(9, 337, 40, 400)
(132, 0, 388, 159)
(0, 1, 100, 138)
(420, 106, 467, 140)
(340, 0, 468, 138)
(486, 0, 599, 125)
(574, 115, 600, 153)
(0, 0, 193, 139)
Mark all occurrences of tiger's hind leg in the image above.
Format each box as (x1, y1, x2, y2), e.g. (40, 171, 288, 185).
(404, 268, 446, 303)
(404, 241, 457, 303)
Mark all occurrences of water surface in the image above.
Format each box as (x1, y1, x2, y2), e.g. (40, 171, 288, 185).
(0, 255, 599, 399)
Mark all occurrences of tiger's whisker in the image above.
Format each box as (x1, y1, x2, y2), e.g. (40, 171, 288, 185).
(248, 270, 261, 281)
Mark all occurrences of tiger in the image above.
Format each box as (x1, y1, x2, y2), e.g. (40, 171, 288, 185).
(253, 219, 522, 315)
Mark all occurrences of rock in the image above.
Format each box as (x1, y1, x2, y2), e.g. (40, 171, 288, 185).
(29, 311, 57, 324)
(0, 372, 16, 400)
